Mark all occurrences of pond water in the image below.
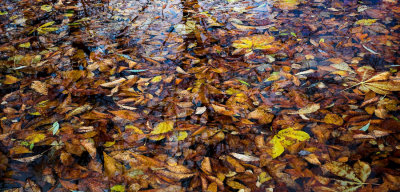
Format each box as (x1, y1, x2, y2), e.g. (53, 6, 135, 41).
(1, 0, 400, 191)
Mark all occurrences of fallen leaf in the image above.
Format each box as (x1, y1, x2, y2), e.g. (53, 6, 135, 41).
(151, 121, 174, 134)
(4, 75, 19, 84)
(31, 81, 48, 95)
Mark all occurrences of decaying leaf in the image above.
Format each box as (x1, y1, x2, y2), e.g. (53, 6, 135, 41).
(31, 81, 48, 95)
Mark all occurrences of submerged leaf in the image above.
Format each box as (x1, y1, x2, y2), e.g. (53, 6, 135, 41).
(323, 161, 362, 183)
(151, 121, 174, 134)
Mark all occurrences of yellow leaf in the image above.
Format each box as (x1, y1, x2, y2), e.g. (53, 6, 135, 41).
(151, 121, 174, 134)
(278, 128, 310, 141)
(10, 146, 31, 155)
(355, 19, 377, 26)
(258, 172, 272, 184)
(177, 131, 188, 141)
(365, 71, 391, 82)
(151, 75, 162, 83)
(232, 35, 280, 53)
(125, 125, 144, 134)
(26, 133, 46, 143)
(103, 141, 115, 147)
(226, 180, 246, 189)
(4, 75, 19, 84)
(19, 42, 31, 48)
(269, 136, 284, 158)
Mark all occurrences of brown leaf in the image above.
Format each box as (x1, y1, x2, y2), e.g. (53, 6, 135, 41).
(226, 156, 245, 172)
(323, 161, 362, 183)
(109, 110, 140, 121)
(31, 81, 48, 95)
(353, 161, 371, 182)
(323, 113, 344, 126)
(103, 152, 123, 177)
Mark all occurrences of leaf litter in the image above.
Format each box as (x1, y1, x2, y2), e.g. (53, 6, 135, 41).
(0, 0, 400, 191)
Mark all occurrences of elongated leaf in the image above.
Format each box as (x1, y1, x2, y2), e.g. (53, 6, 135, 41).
(269, 136, 284, 158)
(277, 128, 310, 141)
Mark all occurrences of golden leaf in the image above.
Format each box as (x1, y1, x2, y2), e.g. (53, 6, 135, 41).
(323, 113, 344, 126)
(151, 121, 174, 134)
(26, 133, 46, 144)
(269, 136, 285, 158)
(232, 35, 280, 53)
(268, 128, 310, 158)
(4, 75, 19, 84)
(355, 19, 377, 26)
(226, 156, 245, 172)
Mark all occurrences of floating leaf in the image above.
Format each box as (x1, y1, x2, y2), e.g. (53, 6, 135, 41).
(151, 121, 174, 134)
(355, 19, 377, 26)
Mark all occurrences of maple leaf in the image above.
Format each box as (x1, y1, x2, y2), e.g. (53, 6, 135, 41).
(232, 35, 281, 54)
(268, 128, 310, 158)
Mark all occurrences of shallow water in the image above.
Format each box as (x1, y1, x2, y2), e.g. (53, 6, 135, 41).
(1, 0, 400, 191)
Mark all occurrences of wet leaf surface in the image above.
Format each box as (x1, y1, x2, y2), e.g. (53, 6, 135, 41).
(1, 0, 400, 191)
